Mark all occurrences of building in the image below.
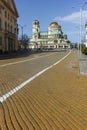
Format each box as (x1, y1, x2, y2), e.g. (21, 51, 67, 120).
(29, 20, 71, 50)
(0, 0, 19, 54)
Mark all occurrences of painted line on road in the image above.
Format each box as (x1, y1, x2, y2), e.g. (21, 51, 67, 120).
(0, 50, 71, 103)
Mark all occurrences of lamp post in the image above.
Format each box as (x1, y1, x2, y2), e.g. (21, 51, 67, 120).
(75, 26, 80, 55)
(19, 24, 26, 48)
(79, 7, 82, 54)
(79, 2, 87, 54)
(72, 2, 87, 55)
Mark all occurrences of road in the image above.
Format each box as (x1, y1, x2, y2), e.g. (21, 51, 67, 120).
(1, 50, 87, 129)
(0, 50, 69, 98)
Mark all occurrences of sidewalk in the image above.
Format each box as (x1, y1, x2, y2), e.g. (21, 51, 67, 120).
(79, 52, 87, 75)
(0, 49, 32, 60)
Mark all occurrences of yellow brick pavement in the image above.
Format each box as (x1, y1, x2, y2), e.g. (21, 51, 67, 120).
(0, 50, 87, 129)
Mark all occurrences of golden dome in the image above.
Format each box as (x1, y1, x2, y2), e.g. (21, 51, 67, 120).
(49, 22, 60, 27)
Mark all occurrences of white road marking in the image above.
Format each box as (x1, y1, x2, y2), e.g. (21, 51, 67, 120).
(0, 51, 71, 103)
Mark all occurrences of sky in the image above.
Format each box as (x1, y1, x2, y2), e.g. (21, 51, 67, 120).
(14, 0, 87, 43)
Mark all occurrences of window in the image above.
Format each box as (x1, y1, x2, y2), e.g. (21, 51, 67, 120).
(0, 7, 1, 14)
(0, 19, 1, 30)
(0, 36, 2, 45)
(8, 0, 11, 6)
(8, 14, 9, 20)
(11, 16, 12, 22)
(5, 22, 7, 31)
(5, 11, 7, 17)
(11, 25, 12, 32)
(14, 28, 16, 34)
(8, 24, 10, 31)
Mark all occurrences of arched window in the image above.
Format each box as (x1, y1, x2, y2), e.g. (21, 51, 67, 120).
(7, 0, 11, 5)
(8, 24, 10, 31)
(11, 25, 12, 33)
(0, 19, 1, 30)
(5, 22, 7, 31)
(54, 40, 58, 43)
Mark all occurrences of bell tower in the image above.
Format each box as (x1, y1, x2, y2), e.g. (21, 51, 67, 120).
(32, 20, 40, 40)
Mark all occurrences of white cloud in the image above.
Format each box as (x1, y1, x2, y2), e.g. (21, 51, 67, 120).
(54, 10, 87, 24)
(53, 10, 87, 42)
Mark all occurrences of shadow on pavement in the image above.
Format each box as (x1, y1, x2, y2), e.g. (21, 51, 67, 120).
(0, 49, 32, 60)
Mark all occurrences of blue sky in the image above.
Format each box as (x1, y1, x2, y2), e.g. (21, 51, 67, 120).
(14, 0, 87, 43)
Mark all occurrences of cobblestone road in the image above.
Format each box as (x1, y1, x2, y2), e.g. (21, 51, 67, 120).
(0, 50, 87, 129)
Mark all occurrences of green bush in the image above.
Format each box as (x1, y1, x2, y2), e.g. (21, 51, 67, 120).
(81, 47, 87, 55)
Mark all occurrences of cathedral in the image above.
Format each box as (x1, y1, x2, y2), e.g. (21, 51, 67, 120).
(29, 20, 71, 50)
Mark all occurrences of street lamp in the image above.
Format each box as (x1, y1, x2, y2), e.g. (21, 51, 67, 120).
(75, 26, 80, 55)
(19, 24, 26, 46)
(79, 2, 87, 53)
(19, 24, 26, 41)
(72, 2, 87, 54)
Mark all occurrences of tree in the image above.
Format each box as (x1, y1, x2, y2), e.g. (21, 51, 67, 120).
(19, 34, 29, 49)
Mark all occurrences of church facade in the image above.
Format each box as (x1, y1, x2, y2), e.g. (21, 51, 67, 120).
(29, 20, 71, 50)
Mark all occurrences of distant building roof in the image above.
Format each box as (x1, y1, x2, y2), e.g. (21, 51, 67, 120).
(40, 32, 48, 35)
(49, 22, 60, 27)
